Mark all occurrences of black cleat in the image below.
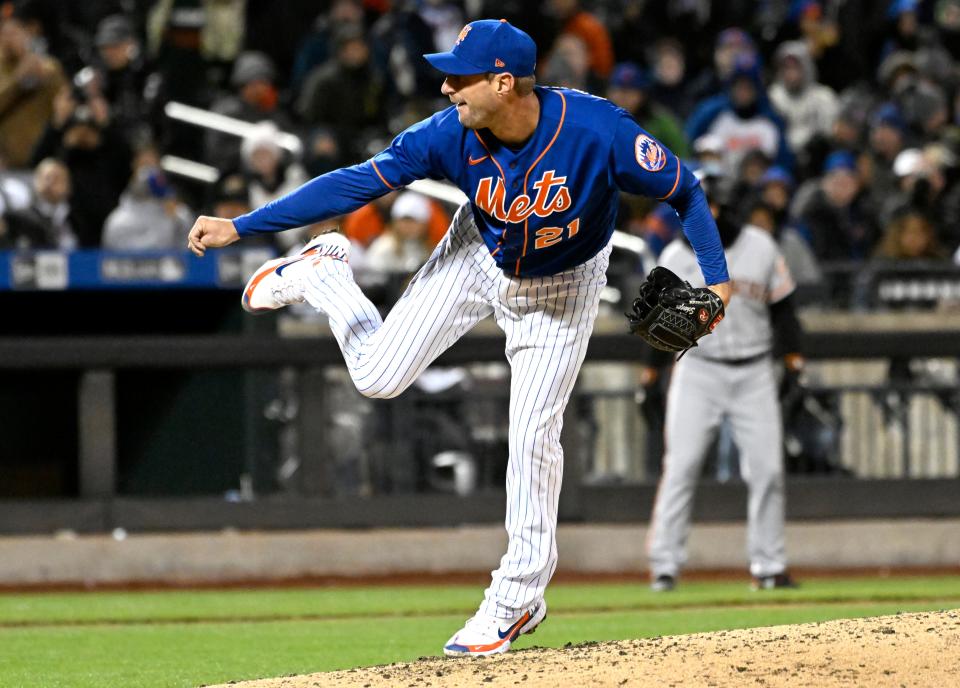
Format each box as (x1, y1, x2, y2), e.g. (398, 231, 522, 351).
(650, 574, 676, 592)
(752, 572, 799, 590)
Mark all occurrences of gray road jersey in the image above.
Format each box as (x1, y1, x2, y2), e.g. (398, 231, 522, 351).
(659, 225, 795, 360)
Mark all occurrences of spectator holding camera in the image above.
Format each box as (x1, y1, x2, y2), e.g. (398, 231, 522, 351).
(91, 15, 152, 148)
(0, 11, 64, 168)
(31, 81, 131, 246)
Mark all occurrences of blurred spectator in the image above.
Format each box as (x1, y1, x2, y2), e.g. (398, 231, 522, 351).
(145, 1, 208, 107)
(794, 150, 879, 262)
(0, 11, 65, 168)
(101, 145, 192, 249)
(736, 150, 774, 194)
(607, 62, 688, 159)
(31, 83, 131, 246)
(369, 1, 451, 107)
(864, 103, 910, 217)
(240, 122, 308, 251)
(91, 14, 152, 147)
(546, 0, 614, 80)
(540, 33, 593, 92)
(417, 0, 464, 52)
(148, 0, 247, 153)
(750, 166, 822, 287)
(877, 50, 919, 97)
(205, 50, 293, 172)
(873, 207, 948, 260)
(297, 24, 387, 165)
(686, 28, 757, 107)
(147, 0, 245, 68)
(241, 123, 307, 209)
(610, 0, 712, 68)
(794, 0, 861, 91)
(8, 0, 94, 77)
(343, 193, 395, 248)
(243, 0, 320, 87)
(290, 1, 364, 97)
(342, 191, 450, 249)
(692, 134, 725, 164)
(883, 145, 960, 249)
(686, 54, 793, 174)
(793, 88, 876, 182)
(207, 171, 250, 219)
(895, 78, 949, 141)
(648, 38, 696, 119)
(882, 0, 924, 56)
(1, 157, 78, 249)
(365, 191, 433, 273)
(769, 40, 838, 154)
(832, 92, 873, 150)
(936, 0, 960, 60)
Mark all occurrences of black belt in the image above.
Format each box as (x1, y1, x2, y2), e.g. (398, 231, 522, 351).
(695, 351, 770, 367)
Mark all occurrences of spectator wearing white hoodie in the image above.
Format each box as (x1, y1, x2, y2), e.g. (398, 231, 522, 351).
(769, 40, 839, 155)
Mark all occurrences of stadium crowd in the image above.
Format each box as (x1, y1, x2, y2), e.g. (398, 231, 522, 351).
(0, 0, 959, 284)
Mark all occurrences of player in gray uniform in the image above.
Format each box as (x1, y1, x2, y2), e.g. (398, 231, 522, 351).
(646, 192, 803, 591)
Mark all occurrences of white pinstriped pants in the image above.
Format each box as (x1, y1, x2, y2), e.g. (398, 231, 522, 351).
(302, 204, 611, 617)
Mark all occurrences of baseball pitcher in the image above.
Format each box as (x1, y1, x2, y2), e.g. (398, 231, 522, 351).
(187, 19, 730, 656)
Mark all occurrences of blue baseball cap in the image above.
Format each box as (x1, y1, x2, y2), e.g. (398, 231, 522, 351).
(870, 102, 908, 132)
(823, 150, 857, 174)
(610, 62, 651, 90)
(888, 0, 919, 18)
(423, 19, 536, 76)
(759, 165, 795, 189)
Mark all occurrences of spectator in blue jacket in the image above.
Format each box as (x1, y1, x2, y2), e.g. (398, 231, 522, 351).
(685, 54, 794, 174)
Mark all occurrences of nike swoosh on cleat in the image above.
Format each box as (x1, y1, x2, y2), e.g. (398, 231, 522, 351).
(497, 610, 531, 639)
(468, 155, 489, 166)
(275, 260, 301, 276)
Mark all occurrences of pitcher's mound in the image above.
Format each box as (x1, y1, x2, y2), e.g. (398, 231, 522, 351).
(209, 609, 959, 687)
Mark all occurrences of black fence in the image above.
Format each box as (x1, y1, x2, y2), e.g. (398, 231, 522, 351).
(0, 321, 957, 533)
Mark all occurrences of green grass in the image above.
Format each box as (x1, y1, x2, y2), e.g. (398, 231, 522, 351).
(0, 577, 957, 688)
(2, 575, 958, 625)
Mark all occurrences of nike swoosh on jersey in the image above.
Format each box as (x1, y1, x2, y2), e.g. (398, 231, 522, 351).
(468, 155, 490, 166)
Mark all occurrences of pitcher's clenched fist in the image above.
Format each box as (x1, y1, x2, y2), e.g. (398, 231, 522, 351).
(187, 216, 240, 256)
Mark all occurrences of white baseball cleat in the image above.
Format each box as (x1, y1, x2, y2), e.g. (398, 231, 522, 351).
(241, 231, 350, 313)
(443, 601, 547, 657)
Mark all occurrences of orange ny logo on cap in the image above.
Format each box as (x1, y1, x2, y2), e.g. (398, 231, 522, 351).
(495, 58, 505, 68)
(456, 25, 472, 45)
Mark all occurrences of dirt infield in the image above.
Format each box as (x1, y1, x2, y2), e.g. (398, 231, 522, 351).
(209, 609, 959, 688)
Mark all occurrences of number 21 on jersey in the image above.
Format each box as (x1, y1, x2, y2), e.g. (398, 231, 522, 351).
(534, 218, 580, 250)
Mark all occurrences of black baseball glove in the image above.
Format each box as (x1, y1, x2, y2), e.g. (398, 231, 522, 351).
(626, 266, 725, 354)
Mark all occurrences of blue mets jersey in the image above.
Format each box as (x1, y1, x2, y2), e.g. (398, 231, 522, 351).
(233, 86, 729, 284)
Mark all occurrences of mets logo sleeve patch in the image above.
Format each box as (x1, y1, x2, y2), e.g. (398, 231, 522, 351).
(635, 134, 667, 172)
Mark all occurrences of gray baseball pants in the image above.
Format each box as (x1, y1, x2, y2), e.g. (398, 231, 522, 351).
(647, 354, 787, 578)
